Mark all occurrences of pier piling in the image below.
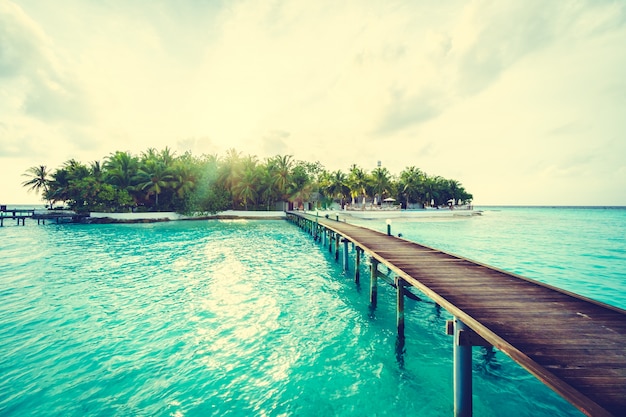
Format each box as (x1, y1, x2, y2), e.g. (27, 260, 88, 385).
(396, 276, 405, 338)
(453, 318, 473, 417)
(355, 247, 361, 284)
(343, 238, 349, 272)
(370, 258, 379, 308)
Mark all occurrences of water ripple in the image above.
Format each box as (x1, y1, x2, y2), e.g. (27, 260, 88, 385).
(0, 219, 587, 416)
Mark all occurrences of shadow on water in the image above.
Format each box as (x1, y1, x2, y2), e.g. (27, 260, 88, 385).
(368, 303, 376, 320)
(434, 303, 442, 319)
(395, 334, 406, 368)
(475, 346, 501, 375)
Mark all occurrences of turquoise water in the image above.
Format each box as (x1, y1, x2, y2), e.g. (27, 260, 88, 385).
(349, 206, 626, 310)
(1, 207, 624, 416)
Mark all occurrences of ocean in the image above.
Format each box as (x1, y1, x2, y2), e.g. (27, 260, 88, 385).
(1, 206, 624, 416)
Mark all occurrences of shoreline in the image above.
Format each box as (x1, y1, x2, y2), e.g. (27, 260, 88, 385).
(87, 210, 287, 223)
(307, 208, 482, 222)
(2, 207, 482, 225)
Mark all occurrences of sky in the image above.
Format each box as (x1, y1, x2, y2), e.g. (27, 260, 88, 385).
(1, 0, 625, 206)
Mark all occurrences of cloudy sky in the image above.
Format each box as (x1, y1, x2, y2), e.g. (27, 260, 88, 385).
(2, 0, 625, 205)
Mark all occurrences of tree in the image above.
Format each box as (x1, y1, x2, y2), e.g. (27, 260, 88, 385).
(90, 161, 104, 182)
(171, 153, 199, 211)
(258, 166, 277, 210)
(289, 163, 314, 209)
(217, 149, 244, 209)
(233, 156, 259, 210)
(104, 151, 139, 192)
(26, 146, 473, 214)
(271, 154, 293, 202)
(46, 168, 71, 207)
(135, 158, 175, 209)
(325, 170, 350, 208)
(22, 165, 51, 206)
(399, 166, 425, 207)
(370, 167, 392, 203)
(423, 175, 442, 207)
(186, 154, 230, 215)
(347, 164, 368, 207)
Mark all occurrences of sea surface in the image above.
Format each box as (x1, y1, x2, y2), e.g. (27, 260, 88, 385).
(1, 206, 624, 416)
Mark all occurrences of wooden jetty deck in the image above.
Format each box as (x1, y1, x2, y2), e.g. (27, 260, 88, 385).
(287, 211, 626, 417)
(0, 209, 35, 226)
(0, 208, 83, 226)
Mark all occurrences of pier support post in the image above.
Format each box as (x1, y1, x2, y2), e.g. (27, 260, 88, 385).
(370, 258, 379, 308)
(354, 247, 361, 284)
(445, 319, 492, 417)
(396, 277, 405, 338)
(335, 234, 340, 261)
(343, 238, 349, 272)
(329, 232, 333, 254)
(453, 318, 472, 417)
(323, 228, 327, 247)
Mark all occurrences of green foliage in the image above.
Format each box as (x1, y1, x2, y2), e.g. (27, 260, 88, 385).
(23, 148, 473, 213)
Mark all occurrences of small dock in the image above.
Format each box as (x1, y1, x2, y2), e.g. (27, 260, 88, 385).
(287, 211, 626, 417)
(0, 209, 35, 226)
(0, 208, 84, 226)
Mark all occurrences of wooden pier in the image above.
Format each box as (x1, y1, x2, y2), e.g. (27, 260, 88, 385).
(0, 209, 34, 226)
(0, 208, 84, 226)
(287, 211, 626, 417)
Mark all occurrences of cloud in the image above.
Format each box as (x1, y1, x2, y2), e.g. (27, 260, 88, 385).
(175, 137, 222, 156)
(451, 0, 626, 96)
(0, 1, 91, 123)
(260, 130, 291, 156)
(375, 88, 443, 135)
(450, 1, 557, 96)
(2, 0, 626, 205)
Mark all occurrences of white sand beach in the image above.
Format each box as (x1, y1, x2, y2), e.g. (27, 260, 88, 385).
(305, 208, 481, 222)
(88, 210, 287, 222)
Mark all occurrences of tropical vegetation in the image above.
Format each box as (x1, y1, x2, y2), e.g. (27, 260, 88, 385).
(22, 148, 473, 214)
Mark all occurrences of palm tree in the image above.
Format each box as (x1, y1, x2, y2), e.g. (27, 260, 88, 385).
(370, 167, 392, 203)
(90, 161, 104, 182)
(104, 151, 139, 190)
(423, 175, 445, 207)
(233, 156, 259, 210)
(159, 146, 176, 166)
(271, 155, 293, 202)
(135, 159, 175, 209)
(347, 164, 368, 207)
(235, 172, 257, 210)
(289, 164, 314, 209)
(63, 159, 90, 181)
(172, 158, 197, 200)
(46, 168, 71, 207)
(258, 167, 277, 210)
(325, 170, 349, 208)
(399, 166, 425, 208)
(218, 149, 243, 208)
(22, 165, 51, 205)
